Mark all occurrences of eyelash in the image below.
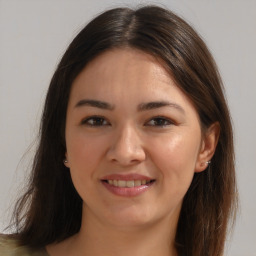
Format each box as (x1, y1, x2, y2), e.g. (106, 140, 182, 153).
(145, 116, 175, 127)
(81, 116, 175, 127)
(81, 116, 110, 126)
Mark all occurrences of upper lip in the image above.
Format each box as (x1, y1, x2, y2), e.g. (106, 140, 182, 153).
(100, 173, 154, 181)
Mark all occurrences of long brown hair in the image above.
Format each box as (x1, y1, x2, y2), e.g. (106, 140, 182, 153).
(9, 5, 237, 256)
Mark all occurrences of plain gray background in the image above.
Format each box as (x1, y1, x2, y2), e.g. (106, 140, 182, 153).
(0, 0, 255, 255)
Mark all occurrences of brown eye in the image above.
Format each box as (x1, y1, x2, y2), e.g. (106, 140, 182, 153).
(146, 117, 173, 127)
(81, 116, 110, 126)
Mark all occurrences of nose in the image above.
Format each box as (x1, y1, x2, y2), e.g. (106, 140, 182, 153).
(106, 124, 146, 166)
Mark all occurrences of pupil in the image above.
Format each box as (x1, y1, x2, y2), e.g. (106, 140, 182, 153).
(95, 118, 103, 125)
(156, 119, 164, 125)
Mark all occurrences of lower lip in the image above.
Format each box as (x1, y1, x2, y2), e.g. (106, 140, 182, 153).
(102, 181, 154, 197)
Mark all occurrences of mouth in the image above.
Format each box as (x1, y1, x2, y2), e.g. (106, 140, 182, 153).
(100, 175, 156, 197)
(102, 179, 155, 188)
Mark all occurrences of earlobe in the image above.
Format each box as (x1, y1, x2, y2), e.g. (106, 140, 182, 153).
(195, 122, 220, 173)
(63, 153, 70, 168)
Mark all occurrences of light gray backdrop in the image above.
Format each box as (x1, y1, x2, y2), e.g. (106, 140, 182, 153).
(0, 0, 255, 255)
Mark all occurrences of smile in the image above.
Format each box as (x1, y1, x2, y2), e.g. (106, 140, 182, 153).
(100, 174, 155, 197)
(104, 179, 153, 188)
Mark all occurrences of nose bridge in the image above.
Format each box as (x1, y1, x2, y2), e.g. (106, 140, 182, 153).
(107, 122, 145, 164)
(120, 124, 139, 151)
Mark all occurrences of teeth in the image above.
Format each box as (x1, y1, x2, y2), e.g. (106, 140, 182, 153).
(106, 180, 152, 188)
(117, 180, 126, 187)
(127, 180, 135, 188)
(134, 180, 142, 186)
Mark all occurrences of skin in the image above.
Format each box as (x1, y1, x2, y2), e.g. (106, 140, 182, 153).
(46, 48, 219, 256)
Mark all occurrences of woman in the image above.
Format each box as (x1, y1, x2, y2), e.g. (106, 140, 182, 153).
(0, 5, 237, 256)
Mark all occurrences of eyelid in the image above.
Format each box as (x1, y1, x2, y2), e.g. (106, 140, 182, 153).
(80, 115, 110, 126)
(80, 115, 176, 127)
(145, 116, 175, 127)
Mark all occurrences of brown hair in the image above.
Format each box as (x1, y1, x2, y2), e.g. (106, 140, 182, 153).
(9, 5, 237, 256)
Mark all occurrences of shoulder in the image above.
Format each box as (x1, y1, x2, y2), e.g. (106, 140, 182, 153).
(0, 234, 49, 256)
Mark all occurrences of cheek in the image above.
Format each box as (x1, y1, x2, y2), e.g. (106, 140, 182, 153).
(152, 132, 200, 165)
(66, 133, 108, 177)
(66, 133, 109, 200)
(149, 132, 201, 195)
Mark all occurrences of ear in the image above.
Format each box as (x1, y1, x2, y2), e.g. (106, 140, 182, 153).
(64, 152, 70, 168)
(195, 122, 220, 173)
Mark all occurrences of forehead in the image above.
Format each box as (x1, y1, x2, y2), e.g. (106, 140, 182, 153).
(69, 48, 196, 113)
(71, 48, 175, 95)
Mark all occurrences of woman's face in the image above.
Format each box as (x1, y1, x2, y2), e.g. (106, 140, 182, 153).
(65, 48, 208, 229)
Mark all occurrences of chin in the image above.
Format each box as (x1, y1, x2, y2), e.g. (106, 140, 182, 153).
(104, 206, 159, 228)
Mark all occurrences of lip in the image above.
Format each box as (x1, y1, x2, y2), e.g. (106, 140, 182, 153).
(100, 173, 155, 197)
(101, 173, 152, 181)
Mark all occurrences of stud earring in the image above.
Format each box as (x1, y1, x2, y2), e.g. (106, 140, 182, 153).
(206, 160, 211, 165)
(63, 159, 68, 164)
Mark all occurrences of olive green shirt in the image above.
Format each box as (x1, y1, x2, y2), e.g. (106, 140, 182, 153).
(0, 235, 49, 256)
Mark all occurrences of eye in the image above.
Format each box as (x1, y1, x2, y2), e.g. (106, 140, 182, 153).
(81, 116, 110, 126)
(145, 116, 174, 127)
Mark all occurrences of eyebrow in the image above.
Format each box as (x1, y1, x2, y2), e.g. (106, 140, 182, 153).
(138, 101, 185, 114)
(75, 99, 185, 114)
(75, 99, 115, 110)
